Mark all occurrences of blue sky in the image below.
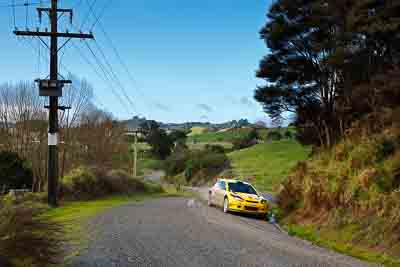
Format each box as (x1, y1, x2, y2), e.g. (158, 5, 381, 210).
(0, 0, 271, 123)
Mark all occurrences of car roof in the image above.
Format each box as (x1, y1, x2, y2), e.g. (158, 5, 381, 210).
(218, 178, 250, 184)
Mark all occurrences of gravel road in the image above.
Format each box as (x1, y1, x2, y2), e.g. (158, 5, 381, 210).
(70, 197, 375, 267)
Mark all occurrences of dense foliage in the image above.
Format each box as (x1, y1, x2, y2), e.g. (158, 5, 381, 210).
(232, 129, 259, 150)
(61, 167, 163, 200)
(255, 0, 400, 147)
(0, 151, 33, 191)
(139, 121, 175, 160)
(163, 145, 230, 185)
(266, 131, 283, 141)
(279, 110, 400, 260)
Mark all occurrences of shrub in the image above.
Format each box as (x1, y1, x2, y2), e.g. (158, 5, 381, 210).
(163, 150, 190, 177)
(383, 151, 400, 190)
(231, 129, 259, 150)
(349, 141, 378, 169)
(204, 144, 225, 154)
(0, 200, 62, 267)
(103, 169, 146, 193)
(61, 167, 161, 200)
(267, 131, 283, 141)
(376, 137, 397, 161)
(164, 147, 230, 185)
(61, 167, 107, 200)
(183, 150, 230, 184)
(284, 130, 293, 139)
(0, 151, 33, 191)
(233, 137, 257, 150)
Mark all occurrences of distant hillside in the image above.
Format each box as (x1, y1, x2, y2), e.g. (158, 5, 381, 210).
(188, 127, 269, 143)
(187, 127, 295, 143)
(122, 116, 256, 131)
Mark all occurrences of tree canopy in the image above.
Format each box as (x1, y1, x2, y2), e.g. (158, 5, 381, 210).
(255, 0, 400, 147)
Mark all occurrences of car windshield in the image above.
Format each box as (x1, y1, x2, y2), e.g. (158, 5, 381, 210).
(228, 182, 257, 195)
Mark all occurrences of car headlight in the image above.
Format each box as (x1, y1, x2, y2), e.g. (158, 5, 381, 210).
(261, 199, 267, 204)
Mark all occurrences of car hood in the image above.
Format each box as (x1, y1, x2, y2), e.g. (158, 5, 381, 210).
(231, 192, 263, 201)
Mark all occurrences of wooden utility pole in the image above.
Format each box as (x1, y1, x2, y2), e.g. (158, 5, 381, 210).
(14, 0, 94, 207)
(133, 132, 138, 177)
(127, 129, 139, 177)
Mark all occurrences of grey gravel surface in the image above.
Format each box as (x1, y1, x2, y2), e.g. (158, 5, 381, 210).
(70, 197, 375, 267)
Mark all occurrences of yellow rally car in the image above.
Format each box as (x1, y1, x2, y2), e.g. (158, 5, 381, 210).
(208, 179, 268, 216)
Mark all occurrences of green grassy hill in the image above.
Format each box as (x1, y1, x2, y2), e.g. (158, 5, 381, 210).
(188, 128, 270, 143)
(188, 127, 209, 136)
(227, 140, 310, 192)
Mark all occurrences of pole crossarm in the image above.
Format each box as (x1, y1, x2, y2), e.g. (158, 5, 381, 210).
(37, 8, 73, 13)
(14, 30, 94, 39)
(38, 7, 73, 23)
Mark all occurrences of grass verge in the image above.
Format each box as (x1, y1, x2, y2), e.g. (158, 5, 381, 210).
(284, 224, 400, 267)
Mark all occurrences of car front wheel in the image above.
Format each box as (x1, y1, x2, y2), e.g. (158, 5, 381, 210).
(223, 197, 229, 213)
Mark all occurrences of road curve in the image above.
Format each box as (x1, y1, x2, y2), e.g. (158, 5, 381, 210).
(70, 197, 375, 267)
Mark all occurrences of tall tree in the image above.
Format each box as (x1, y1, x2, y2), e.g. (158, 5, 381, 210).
(255, 0, 400, 147)
(139, 121, 174, 159)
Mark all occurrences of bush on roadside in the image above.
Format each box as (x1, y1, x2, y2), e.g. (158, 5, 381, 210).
(163, 146, 230, 186)
(61, 167, 107, 200)
(284, 130, 293, 139)
(163, 150, 189, 177)
(267, 131, 283, 142)
(278, 124, 400, 259)
(0, 199, 62, 267)
(232, 129, 259, 150)
(204, 144, 225, 154)
(0, 151, 33, 191)
(184, 150, 229, 184)
(61, 167, 163, 200)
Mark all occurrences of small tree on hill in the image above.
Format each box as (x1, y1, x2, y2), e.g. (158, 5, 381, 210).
(284, 130, 293, 139)
(267, 131, 282, 142)
(140, 121, 174, 159)
(233, 129, 259, 150)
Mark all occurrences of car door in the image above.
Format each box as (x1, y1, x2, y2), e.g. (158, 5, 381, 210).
(209, 182, 219, 205)
(215, 181, 226, 207)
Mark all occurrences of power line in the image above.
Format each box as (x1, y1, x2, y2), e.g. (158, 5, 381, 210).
(68, 16, 138, 117)
(12, 0, 16, 26)
(25, 0, 28, 29)
(71, 41, 132, 115)
(0, 1, 49, 8)
(90, 39, 138, 112)
(89, 0, 111, 31)
(80, 0, 97, 29)
(87, 6, 167, 113)
(14, 10, 108, 116)
(83, 41, 137, 114)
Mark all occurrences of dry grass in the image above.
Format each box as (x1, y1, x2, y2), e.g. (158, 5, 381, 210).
(278, 125, 400, 262)
(0, 198, 63, 267)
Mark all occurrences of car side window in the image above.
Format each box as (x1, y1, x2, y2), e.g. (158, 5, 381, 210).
(219, 181, 226, 190)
